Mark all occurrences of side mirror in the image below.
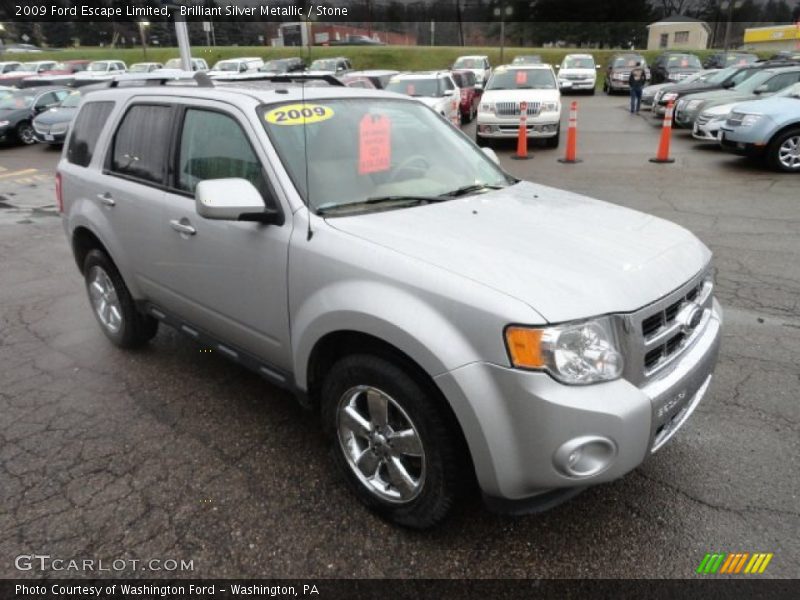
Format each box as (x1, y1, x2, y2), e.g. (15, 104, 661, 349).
(754, 84, 769, 94)
(196, 178, 281, 224)
(443, 89, 455, 96)
(239, 65, 247, 73)
(722, 80, 735, 89)
(596, 65, 602, 70)
(481, 147, 500, 164)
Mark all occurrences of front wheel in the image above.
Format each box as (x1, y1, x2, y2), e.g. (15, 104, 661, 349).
(16, 122, 36, 145)
(767, 129, 800, 173)
(321, 354, 463, 529)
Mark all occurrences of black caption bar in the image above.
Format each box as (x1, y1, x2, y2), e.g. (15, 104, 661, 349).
(2, 579, 799, 600)
(0, 0, 791, 23)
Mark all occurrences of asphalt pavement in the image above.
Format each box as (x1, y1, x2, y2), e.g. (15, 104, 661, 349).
(1, 92, 798, 579)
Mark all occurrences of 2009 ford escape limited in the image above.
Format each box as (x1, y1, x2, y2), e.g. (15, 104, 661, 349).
(59, 74, 722, 528)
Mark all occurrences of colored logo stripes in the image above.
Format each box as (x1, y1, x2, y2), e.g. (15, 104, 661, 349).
(696, 552, 773, 574)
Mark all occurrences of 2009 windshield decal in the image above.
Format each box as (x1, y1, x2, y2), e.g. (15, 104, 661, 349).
(265, 104, 334, 126)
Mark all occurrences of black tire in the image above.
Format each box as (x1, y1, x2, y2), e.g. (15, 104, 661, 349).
(476, 131, 491, 148)
(545, 128, 560, 149)
(321, 354, 463, 529)
(766, 128, 800, 173)
(16, 122, 35, 145)
(588, 87, 596, 96)
(83, 249, 158, 348)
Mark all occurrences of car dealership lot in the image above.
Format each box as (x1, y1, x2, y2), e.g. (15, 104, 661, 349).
(0, 92, 798, 577)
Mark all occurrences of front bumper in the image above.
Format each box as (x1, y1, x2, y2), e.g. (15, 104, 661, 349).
(33, 130, 67, 144)
(607, 78, 630, 90)
(476, 115, 560, 138)
(692, 118, 724, 141)
(560, 79, 595, 91)
(435, 298, 722, 506)
(717, 127, 767, 156)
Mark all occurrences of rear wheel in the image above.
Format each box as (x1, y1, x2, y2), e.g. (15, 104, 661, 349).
(766, 129, 800, 173)
(83, 249, 158, 348)
(321, 354, 463, 529)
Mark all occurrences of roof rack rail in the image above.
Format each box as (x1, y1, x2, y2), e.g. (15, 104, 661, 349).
(210, 73, 345, 86)
(108, 72, 214, 88)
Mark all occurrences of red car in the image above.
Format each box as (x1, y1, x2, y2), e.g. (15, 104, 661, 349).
(451, 70, 481, 123)
(340, 74, 377, 89)
(18, 60, 91, 88)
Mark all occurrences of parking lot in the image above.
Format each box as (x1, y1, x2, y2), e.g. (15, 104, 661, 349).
(1, 91, 798, 578)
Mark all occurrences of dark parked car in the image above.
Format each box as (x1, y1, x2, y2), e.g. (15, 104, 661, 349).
(604, 53, 650, 93)
(451, 69, 481, 123)
(652, 65, 760, 115)
(651, 52, 703, 84)
(342, 69, 398, 89)
(0, 87, 70, 145)
(32, 88, 83, 145)
(770, 51, 800, 62)
(703, 52, 758, 69)
(511, 55, 542, 65)
(259, 57, 306, 74)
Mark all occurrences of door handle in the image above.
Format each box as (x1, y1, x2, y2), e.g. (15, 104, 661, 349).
(97, 193, 115, 207)
(169, 219, 196, 236)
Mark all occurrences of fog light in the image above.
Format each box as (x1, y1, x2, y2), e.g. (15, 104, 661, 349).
(554, 436, 616, 478)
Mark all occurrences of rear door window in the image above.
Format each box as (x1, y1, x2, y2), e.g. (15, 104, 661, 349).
(109, 104, 173, 185)
(66, 101, 115, 167)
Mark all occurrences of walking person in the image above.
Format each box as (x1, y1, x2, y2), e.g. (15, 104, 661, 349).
(628, 62, 646, 114)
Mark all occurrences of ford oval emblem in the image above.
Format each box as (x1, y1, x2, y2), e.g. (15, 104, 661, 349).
(677, 302, 703, 334)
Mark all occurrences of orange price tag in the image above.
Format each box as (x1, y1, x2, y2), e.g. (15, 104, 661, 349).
(359, 114, 392, 175)
(406, 84, 415, 95)
(515, 70, 528, 84)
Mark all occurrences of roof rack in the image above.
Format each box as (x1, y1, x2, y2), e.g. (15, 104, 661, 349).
(108, 72, 214, 88)
(209, 73, 345, 86)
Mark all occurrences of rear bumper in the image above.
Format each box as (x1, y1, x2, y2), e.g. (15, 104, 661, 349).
(435, 298, 722, 505)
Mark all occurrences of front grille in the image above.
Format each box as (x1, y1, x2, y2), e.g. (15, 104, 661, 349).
(618, 270, 714, 385)
(695, 114, 712, 126)
(495, 101, 541, 117)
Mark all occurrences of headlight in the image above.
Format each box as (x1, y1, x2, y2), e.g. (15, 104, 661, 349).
(504, 318, 624, 385)
(686, 99, 703, 111)
(0, 120, 9, 128)
(662, 92, 678, 102)
(479, 102, 495, 114)
(541, 101, 559, 112)
(739, 114, 763, 127)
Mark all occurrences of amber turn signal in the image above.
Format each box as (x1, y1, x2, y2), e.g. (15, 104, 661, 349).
(505, 327, 545, 369)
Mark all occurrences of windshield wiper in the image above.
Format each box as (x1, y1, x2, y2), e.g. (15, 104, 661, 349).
(316, 195, 447, 215)
(439, 183, 506, 198)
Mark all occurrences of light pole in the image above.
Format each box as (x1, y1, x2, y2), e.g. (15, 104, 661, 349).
(138, 21, 150, 60)
(0, 23, 5, 57)
(721, 0, 742, 51)
(494, 5, 513, 64)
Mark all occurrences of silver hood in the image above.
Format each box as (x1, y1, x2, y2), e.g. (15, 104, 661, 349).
(328, 181, 710, 323)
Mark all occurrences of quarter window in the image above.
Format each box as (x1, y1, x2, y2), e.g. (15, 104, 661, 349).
(110, 104, 173, 184)
(66, 101, 115, 167)
(176, 108, 268, 200)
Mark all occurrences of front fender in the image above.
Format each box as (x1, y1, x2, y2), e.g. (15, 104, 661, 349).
(292, 280, 477, 391)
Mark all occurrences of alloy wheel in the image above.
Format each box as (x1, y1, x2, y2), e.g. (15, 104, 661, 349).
(777, 135, 800, 170)
(336, 385, 426, 503)
(87, 266, 123, 334)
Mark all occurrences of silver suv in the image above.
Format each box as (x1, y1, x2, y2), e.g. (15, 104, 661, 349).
(59, 74, 722, 528)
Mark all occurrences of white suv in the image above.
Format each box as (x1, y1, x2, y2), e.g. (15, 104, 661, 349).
(476, 64, 562, 147)
(452, 55, 492, 88)
(385, 71, 461, 126)
(557, 53, 598, 94)
(208, 57, 265, 77)
(73, 61, 127, 84)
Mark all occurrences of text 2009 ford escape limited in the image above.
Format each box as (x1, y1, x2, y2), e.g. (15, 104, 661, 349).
(59, 74, 722, 529)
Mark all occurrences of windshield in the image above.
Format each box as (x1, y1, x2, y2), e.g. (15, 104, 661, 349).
(485, 68, 556, 90)
(735, 70, 781, 93)
(129, 64, 150, 73)
(385, 78, 443, 97)
(164, 59, 181, 69)
(212, 61, 240, 71)
(666, 54, 702, 69)
(613, 56, 644, 68)
(60, 91, 81, 108)
(512, 56, 541, 64)
(88, 62, 109, 72)
(260, 98, 511, 214)
(262, 60, 288, 71)
(562, 56, 594, 69)
(453, 58, 481, 69)
(309, 59, 337, 71)
(724, 54, 757, 66)
(0, 93, 35, 109)
(16, 62, 40, 73)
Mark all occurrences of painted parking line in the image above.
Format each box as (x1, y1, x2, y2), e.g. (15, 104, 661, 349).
(0, 168, 38, 180)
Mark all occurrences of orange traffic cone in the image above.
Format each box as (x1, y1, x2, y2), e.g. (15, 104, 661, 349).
(558, 101, 582, 164)
(650, 100, 676, 164)
(511, 100, 532, 160)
